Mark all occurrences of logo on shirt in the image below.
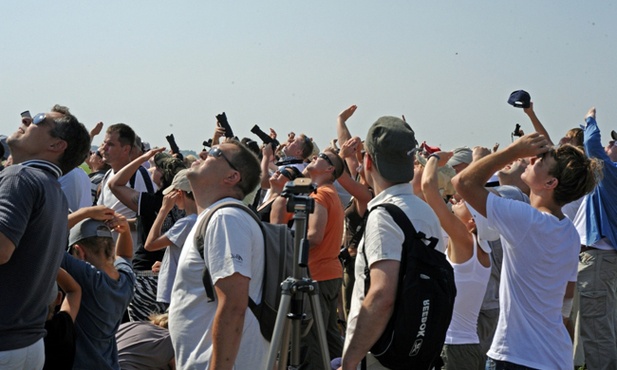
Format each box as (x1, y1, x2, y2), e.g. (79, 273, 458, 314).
(230, 253, 243, 263)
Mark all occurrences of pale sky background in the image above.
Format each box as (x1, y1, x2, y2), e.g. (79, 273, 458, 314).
(1, 1, 616, 154)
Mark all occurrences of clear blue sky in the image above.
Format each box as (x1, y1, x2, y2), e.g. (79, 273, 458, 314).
(1, 1, 616, 153)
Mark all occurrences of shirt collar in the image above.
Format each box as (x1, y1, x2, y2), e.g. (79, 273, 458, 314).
(20, 160, 63, 178)
(367, 182, 414, 210)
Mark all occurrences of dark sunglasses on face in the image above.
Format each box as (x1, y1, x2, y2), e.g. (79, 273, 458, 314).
(208, 147, 239, 172)
(32, 113, 47, 126)
(318, 152, 334, 167)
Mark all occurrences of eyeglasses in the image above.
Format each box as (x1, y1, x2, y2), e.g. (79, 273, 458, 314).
(32, 113, 48, 126)
(318, 152, 334, 167)
(208, 147, 239, 172)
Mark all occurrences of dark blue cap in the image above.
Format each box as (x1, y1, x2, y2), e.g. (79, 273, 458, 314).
(507, 90, 531, 108)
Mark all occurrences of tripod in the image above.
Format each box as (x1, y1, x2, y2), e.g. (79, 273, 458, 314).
(265, 182, 331, 370)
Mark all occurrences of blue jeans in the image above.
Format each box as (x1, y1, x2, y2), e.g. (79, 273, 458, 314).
(0, 338, 45, 370)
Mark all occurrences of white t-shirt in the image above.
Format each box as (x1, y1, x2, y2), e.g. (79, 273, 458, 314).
(157, 213, 197, 304)
(59, 167, 92, 212)
(168, 198, 268, 370)
(343, 183, 445, 362)
(97, 168, 150, 247)
(486, 193, 578, 369)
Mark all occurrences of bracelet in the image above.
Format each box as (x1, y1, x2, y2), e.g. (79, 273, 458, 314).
(427, 153, 440, 161)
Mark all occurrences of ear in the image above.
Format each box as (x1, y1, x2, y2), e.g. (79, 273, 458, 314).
(72, 244, 86, 260)
(545, 177, 559, 190)
(364, 153, 373, 171)
(222, 170, 241, 187)
(49, 139, 67, 153)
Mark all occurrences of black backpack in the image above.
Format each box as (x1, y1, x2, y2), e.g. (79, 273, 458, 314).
(194, 201, 295, 342)
(361, 203, 456, 370)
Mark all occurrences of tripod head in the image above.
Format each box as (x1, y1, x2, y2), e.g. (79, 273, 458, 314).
(281, 178, 316, 214)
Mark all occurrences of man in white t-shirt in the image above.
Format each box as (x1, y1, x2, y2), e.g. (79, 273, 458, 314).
(453, 133, 601, 369)
(168, 141, 268, 369)
(97, 123, 152, 247)
(341, 117, 445, 369)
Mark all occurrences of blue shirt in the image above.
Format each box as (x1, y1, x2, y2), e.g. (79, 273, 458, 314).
(583, 116, 617, 248)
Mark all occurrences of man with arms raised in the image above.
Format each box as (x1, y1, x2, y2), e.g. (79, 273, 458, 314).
(168, 141, 267, 369)
(341, 117, 444, 369)
(0, 105, 90, 369)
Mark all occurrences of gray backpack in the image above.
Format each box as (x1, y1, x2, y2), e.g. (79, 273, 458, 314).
(194, 201, 295, 341)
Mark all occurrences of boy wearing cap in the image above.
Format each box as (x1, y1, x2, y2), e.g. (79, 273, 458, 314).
(453, 132, 601, 369)
(144, 169, 198, 307)
(62, 215, 136, 370)
(342, 117, 445, 369)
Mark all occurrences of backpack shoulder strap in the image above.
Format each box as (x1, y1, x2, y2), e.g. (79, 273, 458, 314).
(130, 166, 155, 194)
(361, 202, 439, 294)
(193, 201, 265, 303)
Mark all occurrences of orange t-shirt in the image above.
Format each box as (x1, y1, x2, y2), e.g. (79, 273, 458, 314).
(308, 184, 344, 281)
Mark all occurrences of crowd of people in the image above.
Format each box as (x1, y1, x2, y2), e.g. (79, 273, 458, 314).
(0, 99, 614, 370)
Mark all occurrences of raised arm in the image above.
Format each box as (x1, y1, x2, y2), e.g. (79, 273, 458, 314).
(337, 105, 358, 147)
(524, 102, 554, 146)
(421, 153, 472, 249)
(57, 267, 81, 322)
(260, 144, 275, 189)
(144, 192, 176, 252)
(108, 147, 165, 212)
(453, 133, 550, 217)
(68, 205, 115, 229)
(108, 214, 133, 260)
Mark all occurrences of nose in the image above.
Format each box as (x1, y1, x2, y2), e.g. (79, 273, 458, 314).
(21, 117, 32, 127)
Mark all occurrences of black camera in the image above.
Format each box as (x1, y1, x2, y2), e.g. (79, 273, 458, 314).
(513, 123, 523, 137)
(216, 112, 234, 138)
(202, 138, 213, 150)
(251, 124, 280, 149)
(166, 133, 180, 154)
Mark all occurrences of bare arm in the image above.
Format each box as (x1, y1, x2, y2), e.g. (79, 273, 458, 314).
(339, 137, 362, 179)
(260, 145, 274, 189)
(68, 205, 115, 229)
(108, 147, 165, 212)
(108, 214, 133, 260)
(524, 102, 555, 147)
(421, 153, 474, 263)
(89, 122, 104, 144)
(337, 171, 372, 211)
(0, 233, 15, 265)
(453, 133, 550, 217)
(337, 105, 357, 145)
(307, 202, 327, 248)
(341, 260, 399, 369)
(144, 192, 177, 251)
(210, 272, 249, 370)
(57, 267, 81, 322)
(270, 196, 291, 225)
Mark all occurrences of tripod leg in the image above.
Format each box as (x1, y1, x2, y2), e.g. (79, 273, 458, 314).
(308, 289, 332, 370)
(266, 292, 292, 370)
(277, 316, 292, 370)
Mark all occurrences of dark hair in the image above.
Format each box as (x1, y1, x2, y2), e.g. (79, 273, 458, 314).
(298, 134, 314, 160)
(549, 144, 603, 206)
(50, 105, 91, 174)
(107, 123, 136, 148)
(72, 236, 115, 260)
(226, 140, 261, 198)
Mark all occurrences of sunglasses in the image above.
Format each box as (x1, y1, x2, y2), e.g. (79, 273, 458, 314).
(318, 152, 334, 167)
(32, 113, 48, 126)
(208, 147, 239, 172)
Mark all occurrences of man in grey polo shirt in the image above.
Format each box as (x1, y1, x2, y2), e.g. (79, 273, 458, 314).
(0, 105, 90, 369)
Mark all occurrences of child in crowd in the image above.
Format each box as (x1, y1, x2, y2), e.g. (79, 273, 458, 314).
(62, 215, 136, 370)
